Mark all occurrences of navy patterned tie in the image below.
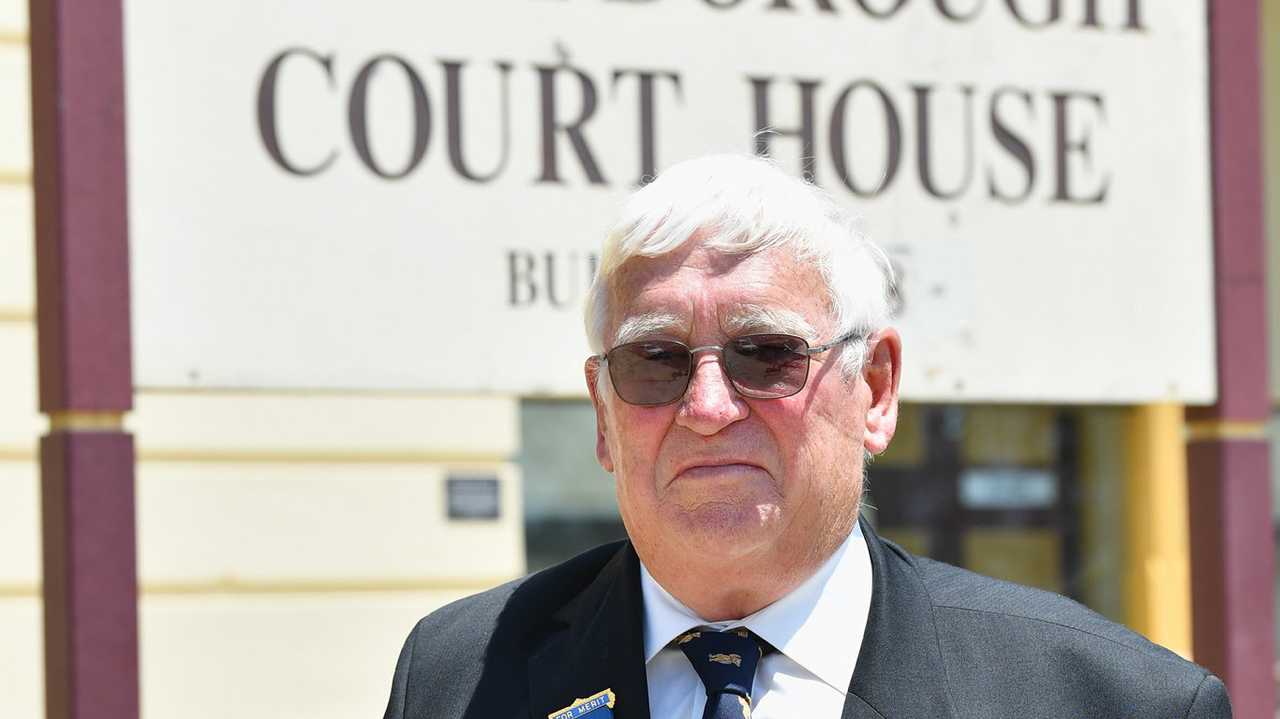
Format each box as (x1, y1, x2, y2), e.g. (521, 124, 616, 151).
(676, 628, 766, 719)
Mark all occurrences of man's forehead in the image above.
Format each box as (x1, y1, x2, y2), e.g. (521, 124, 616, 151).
(608, 242, 734, 293)
(610, 244, 801, 301)
(604, 244, 828, 343)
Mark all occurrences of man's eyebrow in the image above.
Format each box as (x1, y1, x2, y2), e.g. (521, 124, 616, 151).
(722, 305, 817, 339)
(613, 312, 688, 346)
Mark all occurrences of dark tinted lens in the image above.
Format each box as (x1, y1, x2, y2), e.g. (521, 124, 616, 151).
(725, 334, 810, 398)
(606, 340, 691, 405)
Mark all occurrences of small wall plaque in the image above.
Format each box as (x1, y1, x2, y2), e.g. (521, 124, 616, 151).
(447, 476, 501, 520)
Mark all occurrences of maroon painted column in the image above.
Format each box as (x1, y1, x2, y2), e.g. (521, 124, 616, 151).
(28, 1, 139, 719)
(1185, 1, 1275, 716)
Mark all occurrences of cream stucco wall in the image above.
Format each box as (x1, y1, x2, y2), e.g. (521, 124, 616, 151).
(0, 0, 40, 713)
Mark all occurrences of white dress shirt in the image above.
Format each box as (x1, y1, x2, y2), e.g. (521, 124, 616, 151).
(640, 523, 873, 719)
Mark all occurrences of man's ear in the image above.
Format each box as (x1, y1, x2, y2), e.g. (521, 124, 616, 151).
(862, 327, 902, 455)
(585, 357, 615, 473)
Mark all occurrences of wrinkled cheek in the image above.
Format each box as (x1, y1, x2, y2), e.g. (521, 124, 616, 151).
(612, 463, 655, 530)
(613, 469, 637, 516)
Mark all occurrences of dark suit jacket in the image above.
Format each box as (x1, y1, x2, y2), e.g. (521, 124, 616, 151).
(383, 520, 1231, 718)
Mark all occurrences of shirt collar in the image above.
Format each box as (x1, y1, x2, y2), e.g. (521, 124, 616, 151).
(639, 522, 873, 695)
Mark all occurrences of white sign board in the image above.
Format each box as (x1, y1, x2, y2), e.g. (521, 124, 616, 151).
(126, 0, 1215, 403)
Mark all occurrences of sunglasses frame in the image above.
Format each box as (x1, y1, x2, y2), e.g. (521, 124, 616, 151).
(593, 328, 864, 406)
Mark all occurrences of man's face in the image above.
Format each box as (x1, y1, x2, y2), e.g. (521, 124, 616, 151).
(586, 242, 900, 573)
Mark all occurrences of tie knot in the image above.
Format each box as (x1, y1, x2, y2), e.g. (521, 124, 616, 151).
(676, 628, 766, 702)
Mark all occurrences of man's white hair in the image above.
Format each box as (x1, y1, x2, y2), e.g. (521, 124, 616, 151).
(584, 153, 898, 379)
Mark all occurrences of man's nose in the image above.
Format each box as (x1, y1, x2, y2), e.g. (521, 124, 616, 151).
(674, 353, 750, 435)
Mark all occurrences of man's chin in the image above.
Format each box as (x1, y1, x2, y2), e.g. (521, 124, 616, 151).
(667, 501, 783, 561)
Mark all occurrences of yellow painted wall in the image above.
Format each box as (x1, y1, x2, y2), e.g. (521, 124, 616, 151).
(124, 393, 524, 719)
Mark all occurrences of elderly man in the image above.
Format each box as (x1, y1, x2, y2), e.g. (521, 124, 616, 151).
(383, 155, 1230, 719)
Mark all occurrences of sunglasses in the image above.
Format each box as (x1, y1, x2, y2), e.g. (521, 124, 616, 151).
(594, 329, 862, 406)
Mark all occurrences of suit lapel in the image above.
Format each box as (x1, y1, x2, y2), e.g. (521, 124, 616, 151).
(527, 543, 651, 719)
(843, 519, 959, 719)
(523, 523, 958, 719)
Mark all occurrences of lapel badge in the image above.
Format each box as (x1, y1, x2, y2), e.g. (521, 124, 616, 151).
(548, 688, 617, 719)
